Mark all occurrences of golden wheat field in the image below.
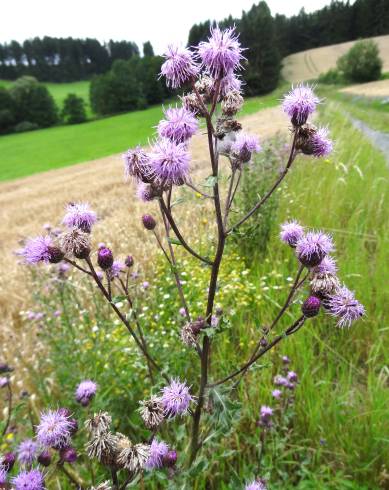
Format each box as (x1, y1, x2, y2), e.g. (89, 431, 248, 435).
(0, 107, 288, 364)
(282, 34, 389, 83)
(340, 78, 389, 97)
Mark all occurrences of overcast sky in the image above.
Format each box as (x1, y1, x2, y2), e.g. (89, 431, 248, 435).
(1, 0, 333, 54)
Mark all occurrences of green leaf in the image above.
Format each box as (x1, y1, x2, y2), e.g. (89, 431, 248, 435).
(168, 237, 182, 246)
(203, 175, 218, 188)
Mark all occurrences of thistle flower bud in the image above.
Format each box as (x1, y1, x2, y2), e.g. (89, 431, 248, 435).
(58, 407, 72, 418)
(302, 296, 321, 317)
(0, 363, 12, 373)
(2, 452, 16, 471)
(48, 246, 64, 264)
(163, 450, 178, 467)
(142, 214, 156, 230)
(97, 248, 114, 270)
(125, 255, 134, 268)
(37, 450, 51, 467)
(59, 446, 77, 463)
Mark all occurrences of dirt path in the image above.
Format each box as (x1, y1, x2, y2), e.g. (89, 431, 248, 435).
(0, 106, 288, 335)
(348, 115, 389, 164)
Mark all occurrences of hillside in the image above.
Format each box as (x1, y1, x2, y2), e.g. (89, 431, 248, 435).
(282, 34, 389, 83)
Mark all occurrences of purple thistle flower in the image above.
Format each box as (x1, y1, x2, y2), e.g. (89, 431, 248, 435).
(219, 71, 243, 96)
(0, 377, 9, 388)
(36, 409, 72, 449)
(260, 405, 273, 420)
(311, 127, 333, 157)
(17, 439, 39, 465)
(160, 45, 199, 88)
(62, 203, 97, 233)
(12, 469, 44, 490)
(123, 146, 154, 183)
(272, 389, 282, 399)
(198, 26, 244, 79)
(75, 380, 97, 406)
(179, 307, 187, 317)
(161, 379, 194, 417)
(296, 232, 334, 267)
(157, 106, 198, 143)
(287, 371, 298, 383)
(282, 84, 320, 126)
(163, 450, 177, 467)
(326, 286, 365, 328)
(59, 446, 77, 463)
(282, 355, 290, 364)
(2, 452, 16, 472)
(0, 467, 7, 486)
(280, 220, 304, 248)
(145, 439, 169, 470)
(311, 256, 337, 275)
(150, 139, 190, 186)
(107, 261, 125, 279)
(22, 236, 62, 265)
(136, 183, 155, 202)
(274, 375, 288, 387)
(97, 247, 114, 270)
(231, 133, 261, 163)
(245, 480, 267, 490)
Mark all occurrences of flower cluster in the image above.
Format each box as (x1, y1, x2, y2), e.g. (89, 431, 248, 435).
(280, 220, 365, 327)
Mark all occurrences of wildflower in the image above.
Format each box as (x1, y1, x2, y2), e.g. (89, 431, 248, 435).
(2, 452, 16, 471)
(296, 232, 334, 267)
(198, 26, 244, 78)
(0, 377, 9, 388)
(326, 286, 365, 328)
(180, 92, 206, 116)
(17, 439, 38, 465)
(195, 74, 214, 100)
(136, 182, 159, 202)
(37, 450, 51, 467)
(161, 379, 194, 417)
(75, 380, 97, 407)
(22, 236, 64, 265)
(138, 396, 165, 429)
(287, 371, 298, 383)
(86, 432, 118, 466)
(219, 72, 243, 96)
(12, 469, 44, 490)
(0, 467, 7, 486)
(160, 45, 199, 88)
(97, 247, 114, 270)
(282, 84, 320, 126)
(36, 409, 72, 449)
(145, 439, 169, 470)
(150, 139, 190, 186)
(59, 446, 77, 463)
(163, 450, 178, 467)
(273, 375, 288, 387)
(231, 133, 261, 164)
(142, 214, 157, 231)
(107, 261, 125, 279)
(0, 363, 12, 374)
(91, 482, 112, 490)
(301, 296, 321, 317)
(222, 90, 244, 116)
(280, 220, 304, 248)
(282, 355, 290, 364)
(312, 256, 337, 275)
(62, 202, 97, 233)
(310, 127, 333, 157)
(179, 307, 187, 317)
(157, 106, 198, 143)
(272, 389, 282, 399)
(245, 479, 267, 490)
(117, 442, 150, 472)
(60, 228, 90, 259)
(123, 146, 154, 183)
(180, 323, 198, 347)
(259, 406, 273, 428)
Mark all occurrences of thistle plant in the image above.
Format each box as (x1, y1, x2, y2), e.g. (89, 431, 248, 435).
(4, 25, 366, 489)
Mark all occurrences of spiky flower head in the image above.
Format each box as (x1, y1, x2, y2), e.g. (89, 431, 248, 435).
(245, 480, 267, 490)
(222, 90, 244, 116)
(22, 236, 63, 265)
(163, 450, 177, 467)
(230, 132, 261, 164)
(287, 371, 298, 383)
(17, 439, 39, 465)
(302, 296, 321, 318)
(62, 202, 97, 233)
(180, 323, 198, 347)
(138, 396, 165, 429)
(198, 26, 244, 79)
(296, 232, 334, 267)
(75, 380, 97, 407)
(97, 247, 114, 270)
(123, 146, 154, 183)
(160, 45, 199, 88)
(161, 379, 194, 417)
(145, 439, 169, 470)
(282, 84, 320, 126)
(0, 466, 7, 486)
(125, 255, 134, 268)
(36, 409, 72, 449)
(157, 106, 198, 143)
(107, 261, 125, 279)
(12, 469, 44, 490)
(195, 75, 214, 101)
(272, 389, 282, 399)
(311, 273, 340, 297)
(326, 286, 365, 328)
(311, 127, 333, 157)
(260, 405, 273, 421)
(150, 139, 190, 186)
(273, 375, 288, 387)
(60, 228, 90, 259)
(85, 411, 112, 436)
(180, 92, 206, 117)
(59, 446, 77, 463)
(86, 430, 118, 467)
(312, 256, 337, 275)
(2, 452, 16, 472)
(117, 442, 150, 473)
(136, 182, 159, 202)
(280, 220, 305, 247)
(219, 72, 243, 96)
(91, 482, 112, 490)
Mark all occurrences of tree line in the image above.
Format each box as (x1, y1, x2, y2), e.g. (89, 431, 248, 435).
(0, 37, 139, 82)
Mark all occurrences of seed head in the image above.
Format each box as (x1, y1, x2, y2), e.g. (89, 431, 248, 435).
(138, 396, 165, 429)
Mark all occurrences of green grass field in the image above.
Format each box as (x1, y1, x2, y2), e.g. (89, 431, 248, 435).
(0, 85, 285, 182)
(0, 79, 91, 114)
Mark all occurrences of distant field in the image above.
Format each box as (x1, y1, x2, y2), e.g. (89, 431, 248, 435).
(340, 78, 389, 97)
(0, 79, 91, 115)
(282, 34, 389, 83)
(0, 85, 286, 182)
